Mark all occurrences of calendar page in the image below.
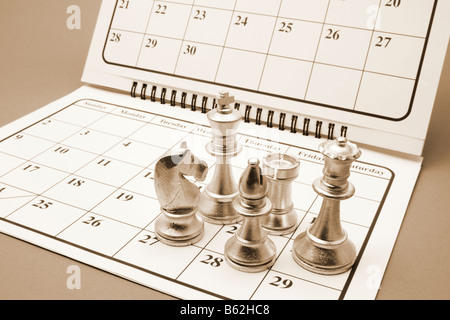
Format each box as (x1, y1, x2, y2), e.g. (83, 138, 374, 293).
(0, 86, 422, 300)
(82, 0, 450, 155)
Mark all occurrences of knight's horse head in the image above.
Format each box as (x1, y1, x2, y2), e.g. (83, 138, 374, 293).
(154, 141, 208, 214)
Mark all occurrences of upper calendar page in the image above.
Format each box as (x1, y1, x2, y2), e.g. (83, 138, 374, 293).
(82, 0, 450, 155)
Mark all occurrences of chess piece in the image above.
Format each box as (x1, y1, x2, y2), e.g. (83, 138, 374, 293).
(198, 92, 243, 225)
(261, 153, 300, 235)
(154, 141, 208, 246)
(224, 158, 276, 272)
(292, 137, 361, 275)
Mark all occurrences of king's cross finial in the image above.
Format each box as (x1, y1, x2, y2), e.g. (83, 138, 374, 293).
(218, 92, 234, 107)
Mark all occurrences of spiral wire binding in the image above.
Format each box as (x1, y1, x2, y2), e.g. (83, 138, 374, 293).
(131, 82, 347, 140)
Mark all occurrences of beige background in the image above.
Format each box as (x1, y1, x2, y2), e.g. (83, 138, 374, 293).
(0, 0, 449, 300)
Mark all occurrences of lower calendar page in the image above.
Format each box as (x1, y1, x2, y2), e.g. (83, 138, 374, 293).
(0, 86, 422, 300)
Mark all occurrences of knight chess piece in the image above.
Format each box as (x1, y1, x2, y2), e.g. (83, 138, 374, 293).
(154, 141, 208, 246)
(198, 92, 243, 225)
(261, 153, 300, 235)
(224, 158, 276, 272)
(292, 137, 361, 275)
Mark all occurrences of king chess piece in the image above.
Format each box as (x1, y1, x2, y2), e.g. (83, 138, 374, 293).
(224, 158, 276, 272)
(198, 92, 243, 225)
(154, 142, 208, 246)
(292, 137, 361, 275)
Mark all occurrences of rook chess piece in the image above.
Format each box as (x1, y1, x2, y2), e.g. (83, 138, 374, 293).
(154, 142, 208, 246)
(292, 137, 361, 275)
(261, 153, 300, 235)
(198, 92, 243, 224)
(224, 158, 276, 272)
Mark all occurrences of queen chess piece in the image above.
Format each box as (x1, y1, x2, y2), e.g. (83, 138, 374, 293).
(292, 137, 361, 275)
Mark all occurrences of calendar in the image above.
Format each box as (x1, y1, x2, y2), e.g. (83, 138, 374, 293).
(0, 0, 449, 300)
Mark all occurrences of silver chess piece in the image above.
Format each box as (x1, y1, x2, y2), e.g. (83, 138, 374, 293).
(224, 158, 276, 272)
(261, 153, 300, 235)
(292, 137, 361, 275)
(198, 92, 243, 225)
(154, 141, 208, 246)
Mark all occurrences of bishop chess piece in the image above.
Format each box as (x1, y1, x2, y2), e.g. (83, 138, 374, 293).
(261, 153, 300, 235)
(198, 92, 243, 225)
(292, 137, 361, 275)
(224, 158, 276, 272)
(154, 142, 208, 246)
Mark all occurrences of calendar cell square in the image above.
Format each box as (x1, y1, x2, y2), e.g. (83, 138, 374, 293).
(43, 175, 116, 211)
(355, 72, 415, 119)
(234, 0, 281, 16)
(147, 2, 193, 39)
(104, 29, 144, 66)
(184, 7, 233, 46)
(251, 270, 340, 300)
(111, 0, 154, 33)
(226, 13, 276, 53)
(136, 36, 182, 74)
(7, 197, 86, 236)
(278, 0, 329, 23)
(115, 230, 203, 279)
(269, 19, 323, 62)
(306, 64, 363, 110)
(61, 128, 124, 154)
(32, 144, 98, 173)
(23, 119, 83, 143)
(121, 168, 156, 199)
(175, 42, 223, 82)
(75, 156, 144, 188)
(375, 0, 435, 37)
(365, 33, 425, 79)
(315, 26, 373, 70)
(0, 152, 26, 177)
(193, 0, 236, 10)
(88, 113, 146, 138)
(129, 123, 189, 149)
(292, 181, 318, 212)
(0, 162, 68, 195)
(0, 184, 35, 218)
(259, 56, 312, 100)
(351, 171, 391, 201)
(177, 249, 266, 299)
(51, 106, 107, 128)
(215, 48, 266, 91)
(104, 140, 166, 168)
(326, 0, 381, 30)
(57, 213, 141, 257)
(92, 190, 160, 229)
(0, 134, 55, 161)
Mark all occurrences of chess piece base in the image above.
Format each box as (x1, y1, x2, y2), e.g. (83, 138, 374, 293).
(262, 208, 299, 235)
(224, 236, 276, 273)
(198, 189, 242, 225)
(292, 226, 356, 275)
(155, 210, 204, 246)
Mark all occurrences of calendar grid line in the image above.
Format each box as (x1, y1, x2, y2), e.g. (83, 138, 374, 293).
(213, 0, 238, 82)
(173, 3, 196, 74)
(353, 0, 383, 111)
(134, 0, 157, 68)
(304, 0, 331, 101)
(256, 0, 284, 92)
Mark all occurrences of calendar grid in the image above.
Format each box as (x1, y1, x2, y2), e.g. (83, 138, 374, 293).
(0, 98, 395, 299)
(103, 0, 438, 121)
